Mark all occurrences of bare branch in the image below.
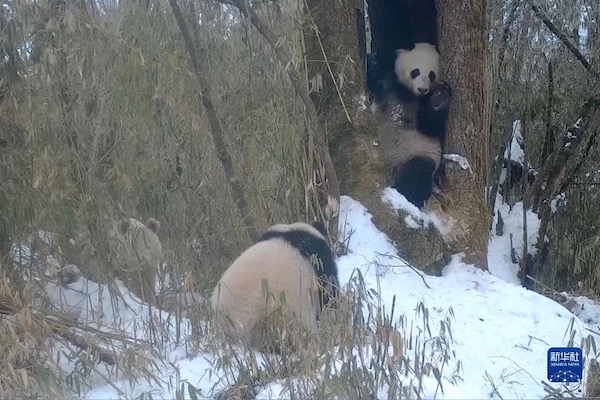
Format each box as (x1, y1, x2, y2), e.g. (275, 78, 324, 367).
(539, 61, 554, 165)
(496, 0, 521, 78)
(530, 3, 596, 77)
(524, 98, 600, 286)
(59, 330, 116, 365)
(520, 122, 529, 287)
(526, 98, 600, 211)
(561, 133, 599, 193)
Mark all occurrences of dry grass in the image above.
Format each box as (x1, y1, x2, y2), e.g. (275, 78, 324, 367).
(0, 267, 168, 398)
(2, 0, 317, 289)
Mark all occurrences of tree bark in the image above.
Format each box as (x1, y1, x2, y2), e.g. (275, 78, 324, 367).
(436, 0, 490, 268)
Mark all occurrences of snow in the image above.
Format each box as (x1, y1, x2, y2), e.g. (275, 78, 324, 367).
(22, 194, 599, 399)
(504, 120, 525, 165)
(570, 295, 600, 328)
(443, 153, 473, 173)
(333, 196, 591, 399)
(83, 350, 224, 399)
(46, 278, 192, 341)
(382, 187, 455, 238)
(357, 94, 369, 112)
(488, 195, 541, 285)
(551, 193, 567, 214)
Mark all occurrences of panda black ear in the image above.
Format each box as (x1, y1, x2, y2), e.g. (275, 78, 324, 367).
(311, 221, 328, 238)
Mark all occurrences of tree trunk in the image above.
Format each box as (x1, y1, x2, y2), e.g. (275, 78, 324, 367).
(169, 0, 259, 242)
(436, 0, 490, 268)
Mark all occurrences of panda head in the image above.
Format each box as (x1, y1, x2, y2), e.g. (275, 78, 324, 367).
(394, 43, 440, 97)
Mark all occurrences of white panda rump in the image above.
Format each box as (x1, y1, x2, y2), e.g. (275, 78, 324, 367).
(210, 240, 320, 341)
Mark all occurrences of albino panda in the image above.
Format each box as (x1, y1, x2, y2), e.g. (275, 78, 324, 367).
(368, 43, 452, 208)
(210, 221, 338, 351)
(115, 218, 162, 304)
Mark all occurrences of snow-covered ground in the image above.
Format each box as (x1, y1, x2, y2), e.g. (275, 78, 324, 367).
(22, 193, 600, 399)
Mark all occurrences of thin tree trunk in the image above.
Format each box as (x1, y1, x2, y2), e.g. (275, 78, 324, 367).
(168, 0, 259, 242)
(436, 0, 490, 268)
(213, 0, 341, 242)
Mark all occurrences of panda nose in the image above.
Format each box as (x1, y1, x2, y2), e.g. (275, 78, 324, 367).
(418, 87, 428, 94)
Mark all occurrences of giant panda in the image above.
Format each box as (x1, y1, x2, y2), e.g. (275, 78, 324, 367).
(368, 42, 452, 208)
(210, 221, 339, 352)
(115, 217, 162, 304)
(365, 0, 451, 208)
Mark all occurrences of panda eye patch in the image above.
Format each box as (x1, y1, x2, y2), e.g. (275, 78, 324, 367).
(429, 71, 437, 81)
(410, 69, 420, 79)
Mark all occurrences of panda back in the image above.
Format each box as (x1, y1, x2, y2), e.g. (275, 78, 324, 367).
(379, 125, 442, 171)
(258, 228, 338, 291)
(211, 239, 319, 334)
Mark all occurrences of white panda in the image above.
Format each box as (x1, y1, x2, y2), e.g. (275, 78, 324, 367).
(367, 43, 452, 208)
(210, 221, 338, 351)
(115, 217, 162, 304)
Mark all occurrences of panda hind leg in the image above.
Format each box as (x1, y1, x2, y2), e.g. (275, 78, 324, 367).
(391, 156, 437, 208)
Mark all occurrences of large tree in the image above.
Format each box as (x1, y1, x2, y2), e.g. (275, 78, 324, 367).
(436, 0, 490, 268)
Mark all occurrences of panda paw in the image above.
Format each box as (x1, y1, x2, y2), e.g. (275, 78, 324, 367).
(430, 81, 452, 111)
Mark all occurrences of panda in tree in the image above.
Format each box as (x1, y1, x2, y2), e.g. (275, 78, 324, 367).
(366, 0, 452, 208)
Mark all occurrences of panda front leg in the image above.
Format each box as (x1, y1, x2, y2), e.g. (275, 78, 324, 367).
(429, 80, 452, 112)
(428, 81, 452, 200)
(417, 80, 452, 139)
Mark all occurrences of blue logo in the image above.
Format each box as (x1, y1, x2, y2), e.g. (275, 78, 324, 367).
(548, 347, 583, 383)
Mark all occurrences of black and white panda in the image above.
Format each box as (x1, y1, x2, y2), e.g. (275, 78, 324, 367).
(368, 42, 452, 208)
(365, 0, 451, 208)
(210, 221, 339, 351)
